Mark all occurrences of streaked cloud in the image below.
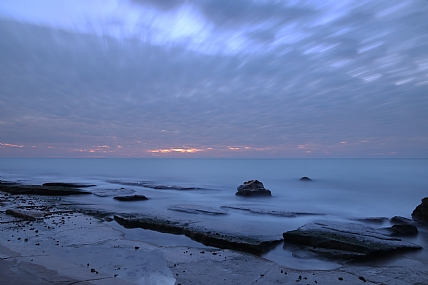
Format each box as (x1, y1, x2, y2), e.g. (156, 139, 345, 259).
(0, 0, 427, 158)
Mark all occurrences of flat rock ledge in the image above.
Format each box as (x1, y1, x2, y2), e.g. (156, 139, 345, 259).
(168, 205, 227, 215)
(0, 183, 92, 196)
(107, 180, 203, 190)
(5, 208, 48, 221)
(236, 180, 271, 197)
(221, 205, 324, 217)
(282, 221, 422, 261)
(114, 214, 282, 254)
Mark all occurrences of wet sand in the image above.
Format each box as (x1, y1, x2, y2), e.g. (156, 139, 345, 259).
(1, 191, 427, 285)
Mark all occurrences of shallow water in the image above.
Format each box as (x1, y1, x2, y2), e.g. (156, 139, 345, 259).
(1, 158, 427, 269)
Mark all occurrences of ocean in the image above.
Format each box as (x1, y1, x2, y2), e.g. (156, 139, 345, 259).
(1, 158, 427, 269)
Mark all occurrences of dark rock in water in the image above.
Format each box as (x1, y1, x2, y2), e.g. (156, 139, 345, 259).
(236, 180, 271, 197)
(0, 183, 92, 196)
(412, 197, 428, 224)
(282, 221, 422, 260)
(43, 182, 96, 188)
(114, 214, 282, 254)
(353, 217, 389, 224)
(107, 180, 203, 190)
(299, 176, 312, 181)
(168, 205, 227, 216)
(390, 216, 418, 226)
(221, 205, 323, 218)
(93, 188, 135, 197)
(0, 180, 19, 186)
(113, 195, 148, 201)
(385, 224, 418, 236)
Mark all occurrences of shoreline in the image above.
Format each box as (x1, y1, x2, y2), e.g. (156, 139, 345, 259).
(1, 184, 428, 284)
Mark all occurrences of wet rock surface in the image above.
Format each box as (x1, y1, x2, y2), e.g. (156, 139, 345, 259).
(113, 195, 148, 201)
(168, 205, 227, 215)
(412, 197, 428, 224)
(236, 180, 271, 197)
(114, 213, 282, 254)
(5, 208, 47, 221)
(1, 182, 428, 284)
(283, 221, 422, 260)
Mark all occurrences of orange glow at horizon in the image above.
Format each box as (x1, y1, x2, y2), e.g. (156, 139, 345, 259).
(147, 147, 205, 154)
(228, 146, 240, 150)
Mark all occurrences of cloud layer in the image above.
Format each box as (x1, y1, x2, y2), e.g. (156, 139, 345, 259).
(0, 0, 427, 157)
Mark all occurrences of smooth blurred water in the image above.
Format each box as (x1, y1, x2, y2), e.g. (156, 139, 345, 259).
(1, 158, 427, 269)
(1, 158, 426, 218)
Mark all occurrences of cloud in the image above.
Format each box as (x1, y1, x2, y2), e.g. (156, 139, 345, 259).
(0, 1, 427, 157)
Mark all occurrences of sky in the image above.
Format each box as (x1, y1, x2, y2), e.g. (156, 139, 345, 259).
(0, 0, 427, 158)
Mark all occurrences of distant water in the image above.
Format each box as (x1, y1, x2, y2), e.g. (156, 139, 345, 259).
(1, 158, 427, 269)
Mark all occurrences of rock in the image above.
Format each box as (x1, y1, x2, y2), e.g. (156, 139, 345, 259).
(352, 217, 389, 224)
(282, 221, 422, 260)
(385, 224, 418, 236)
(221, 205, 323, 218)
(114, 214, 282, 254)
(113, 195, 148, 201)
(168, 205, 227, 216)
(299, 176, 312, 181)
(236, 180, 271, 197)
(92, 188, 135, 197)
(5, 209, 47, 221)
(0, 183, 92, 196)
(390, 216, 417, 226)
(107, 180, 203, 190)
(42, 182, 96, 188)
(412, 197, 428, 224)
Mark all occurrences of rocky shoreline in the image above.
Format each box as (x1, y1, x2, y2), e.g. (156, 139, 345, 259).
(1, 180, 428, 284)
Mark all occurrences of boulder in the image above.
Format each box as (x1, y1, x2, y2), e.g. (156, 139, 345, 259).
(299, 176, 312, 181)
(113, 195, 148, 201)
(282, 221, 422, 260)
(412, 197, 428, 224)
(236, 180, 271, 197)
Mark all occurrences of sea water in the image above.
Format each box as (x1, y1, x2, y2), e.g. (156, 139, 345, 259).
(1, 158, 427, 269)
